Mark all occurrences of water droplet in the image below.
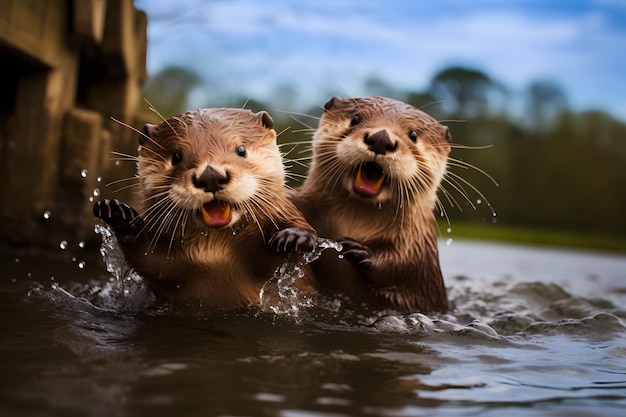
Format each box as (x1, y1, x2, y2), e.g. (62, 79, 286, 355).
(115, 161, 120, 166)
(80, 169, 88, 178)
(89, 196, 94, 202)
(446, 238, 453, 246)
(476, 199, 482, 205)
(50, 276, 55, 281)
(59, 240, 68, 249)
(446, 227, 452, 233)
(14, 258, 20, 263)
(97, 176, 102, 183)
(93, 188, 100, 197)
(338, 254, 344, 259)
(27, 272, 32, 279)
(78, 261, 86, 269)
(492, 212, 497, 217)
(79, 241, 86, 248)
(71, 256, 77, 262)
(43, 211, 51, 220)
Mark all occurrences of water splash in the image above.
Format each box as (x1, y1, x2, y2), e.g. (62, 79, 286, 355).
(92, 224, 155, 312)
(259, 238, 342, 316)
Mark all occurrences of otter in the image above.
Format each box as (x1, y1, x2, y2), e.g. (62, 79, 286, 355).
(93, 108, 318, 310)
(293, 96, 450, 313)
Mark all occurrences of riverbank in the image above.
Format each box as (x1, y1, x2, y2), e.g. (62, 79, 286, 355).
(440, 222, 626, 254)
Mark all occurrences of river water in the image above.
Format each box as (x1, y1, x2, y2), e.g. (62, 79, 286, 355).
(2, 234, 625, 417)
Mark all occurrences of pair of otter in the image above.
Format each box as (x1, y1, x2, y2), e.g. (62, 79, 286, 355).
(94, 96, 450, 313)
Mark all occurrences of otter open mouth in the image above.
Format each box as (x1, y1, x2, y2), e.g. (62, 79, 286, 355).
(200, 200, 232, 228)
(353, 162, 385, 198)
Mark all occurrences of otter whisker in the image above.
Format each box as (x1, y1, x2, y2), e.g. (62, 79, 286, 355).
(110, 151, 140, 162)
(276, 125, 291, 138)
(418, 100, 443, 111)
(166, 207, 188, 256)
(110, 181, 143, 195)
(110, 117, 154, 146)
(447, 157, 499, 186)
(278, 140, 315, 147)
(137, 144, 168, 162)
(435, 197, 451, 226)
(436, 119, 466, 124)
(438, 182, 463, 211)
(146, 200, 181, 254)
(284, 171, 308, 181)
(289, 128, 316, 134)
(448, 143, 493, 150)
(240, 200, 265, 241)
(144, 98, 180, 141)
(445, 170, 495, 215)
(284, 155, 312, 163)
(105, 176, 139, 187)
(276, 109, 321, 122)
(442, 174, 477, 211)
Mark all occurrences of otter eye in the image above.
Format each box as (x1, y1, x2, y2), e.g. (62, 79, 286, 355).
(350, 114, 362, 127)
(409, 130, 418, 143)
(236, 145, 247, 158)
(172, 151, 183, 165)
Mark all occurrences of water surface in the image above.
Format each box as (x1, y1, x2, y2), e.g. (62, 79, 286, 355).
(2, 238, 625, 417)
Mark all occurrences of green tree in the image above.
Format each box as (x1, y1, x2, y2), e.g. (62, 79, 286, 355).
(525, 80, 568, 132)
(141, 66, 202, 117)
(429, 66, 505, 118)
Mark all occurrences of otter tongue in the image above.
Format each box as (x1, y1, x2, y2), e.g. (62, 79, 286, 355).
(353, 164, 384, 197)
(201, 201, 232, 228)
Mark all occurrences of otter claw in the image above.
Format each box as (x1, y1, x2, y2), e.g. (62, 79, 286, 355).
(339, 237, 373, 268)
(93, 199, 144, 237)
(270, 227, 317, 253)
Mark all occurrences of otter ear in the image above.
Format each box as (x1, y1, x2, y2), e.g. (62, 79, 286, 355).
(440, 125, 452, 143)
(323, 96, 340, 112)
(257, 111, 274, 129)
(140, 123, 157, 145)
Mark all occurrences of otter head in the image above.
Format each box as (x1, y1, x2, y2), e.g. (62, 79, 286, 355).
(313, 96, 451, 205)
(136, 108, 283, 233)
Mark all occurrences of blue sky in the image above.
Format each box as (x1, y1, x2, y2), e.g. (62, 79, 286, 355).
(135, 0, 626, 119)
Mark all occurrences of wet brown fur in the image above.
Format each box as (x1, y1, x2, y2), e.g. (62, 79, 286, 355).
(293, 96, 450, 313)
(110, 108, 317, 310)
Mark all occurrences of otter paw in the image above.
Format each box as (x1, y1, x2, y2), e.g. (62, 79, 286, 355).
(339, 237, 373, 269)
(93, 199, 143, 237)
(269, 227, 317, 253)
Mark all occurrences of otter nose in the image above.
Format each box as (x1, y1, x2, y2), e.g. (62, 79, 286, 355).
(192, 166, 230, 193)
(365, 130, 397, 155)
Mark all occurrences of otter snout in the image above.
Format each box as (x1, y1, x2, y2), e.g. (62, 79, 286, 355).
(365, 130, 397, 155)
(193, 165, 230, 192)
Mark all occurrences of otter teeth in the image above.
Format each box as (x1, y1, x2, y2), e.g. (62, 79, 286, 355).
(353, 163, 385, 197)
(201, 201, 232, 227)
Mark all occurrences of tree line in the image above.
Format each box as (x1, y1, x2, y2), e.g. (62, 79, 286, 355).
(142, 66, 626, 239)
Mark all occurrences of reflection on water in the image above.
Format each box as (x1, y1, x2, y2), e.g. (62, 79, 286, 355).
(2, 239, 626, 417)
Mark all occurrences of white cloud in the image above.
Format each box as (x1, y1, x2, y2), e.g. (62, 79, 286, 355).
(137, 0, 626, 118)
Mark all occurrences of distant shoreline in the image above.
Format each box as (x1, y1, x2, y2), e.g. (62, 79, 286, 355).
(438, 222, 626, 254)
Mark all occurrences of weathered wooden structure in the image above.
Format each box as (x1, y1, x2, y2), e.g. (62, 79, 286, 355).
(0, 0, 147, 254)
